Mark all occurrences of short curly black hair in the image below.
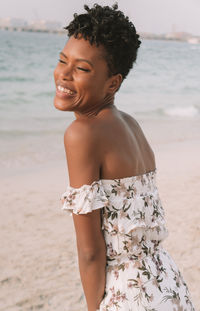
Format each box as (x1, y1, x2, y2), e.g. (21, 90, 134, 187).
(64, 3, 141, 80)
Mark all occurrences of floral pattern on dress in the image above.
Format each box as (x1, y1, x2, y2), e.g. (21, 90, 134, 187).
(61, 169, 196, 311)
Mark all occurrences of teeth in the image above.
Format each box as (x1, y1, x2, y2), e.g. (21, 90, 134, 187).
(57, 85, 74, 95)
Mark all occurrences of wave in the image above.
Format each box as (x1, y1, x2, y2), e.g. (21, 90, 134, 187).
(134, 105, 200, 119)
(0, 76, 35, 82)
(0, 129, 63, 137)
(163, 105, 199, 118)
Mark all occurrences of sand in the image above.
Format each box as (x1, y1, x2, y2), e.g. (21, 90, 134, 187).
(0, 118, 199, 311)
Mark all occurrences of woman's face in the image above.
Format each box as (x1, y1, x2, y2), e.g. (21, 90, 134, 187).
(54, 35, 113, 115)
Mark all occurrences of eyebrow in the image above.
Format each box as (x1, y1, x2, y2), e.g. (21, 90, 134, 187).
(60, 52, 93, 67)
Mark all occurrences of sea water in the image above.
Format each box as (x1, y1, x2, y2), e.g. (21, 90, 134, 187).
(0, 30, 200, 172)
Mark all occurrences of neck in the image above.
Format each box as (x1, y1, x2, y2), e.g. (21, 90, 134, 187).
(74, 94, 115, 120)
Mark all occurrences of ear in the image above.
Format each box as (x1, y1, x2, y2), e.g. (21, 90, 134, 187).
(107, 73, 123, 94)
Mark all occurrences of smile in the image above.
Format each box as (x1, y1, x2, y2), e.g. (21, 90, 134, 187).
(57, 85, 76, 95)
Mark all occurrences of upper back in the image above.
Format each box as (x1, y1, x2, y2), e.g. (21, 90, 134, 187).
(96, 107, 156, 179)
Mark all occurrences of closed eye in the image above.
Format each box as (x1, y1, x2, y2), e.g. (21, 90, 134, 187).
(77, 67, 90, 72)
(58, 59, 90, 72)
(59, 59, 66, 64)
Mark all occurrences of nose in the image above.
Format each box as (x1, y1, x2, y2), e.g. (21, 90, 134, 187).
(58, 63, 73, 81)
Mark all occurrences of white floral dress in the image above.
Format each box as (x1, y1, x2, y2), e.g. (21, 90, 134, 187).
(61, 168, 196, 311)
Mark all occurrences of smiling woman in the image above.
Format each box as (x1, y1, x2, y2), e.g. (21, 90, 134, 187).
(54, 3, 196, 311)
(54, 36, 117, 114)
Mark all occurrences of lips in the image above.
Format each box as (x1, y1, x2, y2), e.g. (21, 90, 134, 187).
(57, 85, 76, 95)
(56, 83, 76, 98)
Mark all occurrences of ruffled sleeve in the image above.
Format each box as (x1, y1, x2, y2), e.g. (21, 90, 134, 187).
(61, 180, 109, 215)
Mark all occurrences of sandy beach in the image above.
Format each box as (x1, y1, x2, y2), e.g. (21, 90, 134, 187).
(0, 118, 199, 311)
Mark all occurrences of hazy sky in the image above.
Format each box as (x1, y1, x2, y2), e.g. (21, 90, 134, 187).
(1, 0, 200, 35)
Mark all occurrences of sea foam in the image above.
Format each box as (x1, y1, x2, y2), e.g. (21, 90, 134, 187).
(164, 105, 199, 118)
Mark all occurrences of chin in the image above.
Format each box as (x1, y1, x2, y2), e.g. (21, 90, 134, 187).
(54, 97, 70, 111)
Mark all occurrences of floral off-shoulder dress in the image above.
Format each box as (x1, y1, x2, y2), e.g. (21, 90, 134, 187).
(61, 168, 196, 311)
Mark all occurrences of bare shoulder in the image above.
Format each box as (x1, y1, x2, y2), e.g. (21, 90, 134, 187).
(119, 110, 141, 129)
(64, 119, 103, 187)
(119, 109, 155, 159)
(64, 118, 99, 148)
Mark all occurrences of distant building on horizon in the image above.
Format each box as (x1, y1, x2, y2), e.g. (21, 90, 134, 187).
(0, 17, 200, 42)
(28, 19, 62, 31)
(166, 31, 200, 43)
(166, 31, 191, 40)
(0, 17, 28, 28)
(0, 17, 62, 32)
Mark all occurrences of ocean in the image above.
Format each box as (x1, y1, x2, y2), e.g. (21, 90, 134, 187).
(0, 30, 200, 174)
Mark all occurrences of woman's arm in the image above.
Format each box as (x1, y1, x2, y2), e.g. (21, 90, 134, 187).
(73, 211, 106, 311)
(64, 120, 106, 311)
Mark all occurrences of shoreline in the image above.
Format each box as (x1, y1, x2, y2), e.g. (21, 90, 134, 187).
(1, 117, 200, 179)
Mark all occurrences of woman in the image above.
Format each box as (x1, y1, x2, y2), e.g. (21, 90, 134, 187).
(54, 4, 196, 311)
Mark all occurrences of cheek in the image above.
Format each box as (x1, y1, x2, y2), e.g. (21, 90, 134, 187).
(89, 76, 107, 97)
(75, 75, 94, 93)
(54, 66, 59, 82)
(78, 73, 105, 92)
